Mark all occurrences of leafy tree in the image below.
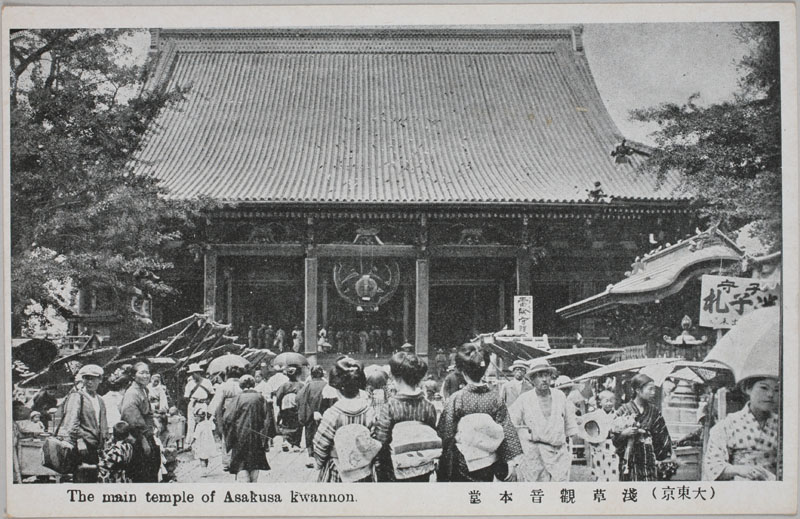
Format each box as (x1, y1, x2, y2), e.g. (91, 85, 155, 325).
(631, 22, 781, 251)
(10, 29, 209, 340)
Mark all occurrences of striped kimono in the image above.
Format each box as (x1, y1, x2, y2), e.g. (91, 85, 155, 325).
(611, 401, 673, 481)
(372, 392, 439, 482)
(313, 398, 376, 482)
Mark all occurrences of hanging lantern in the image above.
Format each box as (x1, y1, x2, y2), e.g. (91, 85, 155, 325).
(355, 274, 379, 301)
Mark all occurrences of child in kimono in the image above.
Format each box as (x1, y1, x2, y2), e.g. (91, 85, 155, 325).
(189, 404, 217, 476)
(166, 406, 186, 450)
(98, 421, 136, 483)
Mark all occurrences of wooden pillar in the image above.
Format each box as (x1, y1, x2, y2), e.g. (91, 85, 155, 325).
(403, 284, 411, 343)
(498, 281, 506, 329)
(203, 250, 218, 320)
(415, 258, 429, 358)
(224, 267, 234, 325)
(304, 257, 318, 364)
(516, 251, 532, 296)
(322, 281, 329, 328)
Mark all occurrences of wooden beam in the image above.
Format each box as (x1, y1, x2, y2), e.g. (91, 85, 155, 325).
(429, 245, 518, 258)
(415, 259, 429, 358)
(315, 244, 417, 258)
(304, 257, 318, 364)
(212, 243, 305, 257)
(203, 251, 218, 320)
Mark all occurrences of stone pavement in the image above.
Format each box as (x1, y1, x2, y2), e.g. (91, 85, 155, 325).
(174, 436, 593, 483)
(174, 435, 318, 483)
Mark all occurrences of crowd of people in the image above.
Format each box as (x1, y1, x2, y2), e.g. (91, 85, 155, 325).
(11, 342, 780, 484)
(244, 322, 403, 355)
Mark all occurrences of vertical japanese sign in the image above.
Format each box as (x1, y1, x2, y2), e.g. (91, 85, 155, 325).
(514, 295, 534, 336)
(699, 275, 780, 328)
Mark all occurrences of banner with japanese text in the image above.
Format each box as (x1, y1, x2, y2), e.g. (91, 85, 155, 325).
(699, 275, 780, 329)
(514, 296, 534, 336)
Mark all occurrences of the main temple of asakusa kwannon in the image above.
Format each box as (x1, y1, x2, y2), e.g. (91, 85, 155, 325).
(135, 26, 696, 360)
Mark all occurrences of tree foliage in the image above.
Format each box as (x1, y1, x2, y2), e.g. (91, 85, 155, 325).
(631, 23, 781, 251)
(10, 29, 210, 339)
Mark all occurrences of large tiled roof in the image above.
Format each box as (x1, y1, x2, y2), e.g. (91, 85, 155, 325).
(133, 27, 684, 205)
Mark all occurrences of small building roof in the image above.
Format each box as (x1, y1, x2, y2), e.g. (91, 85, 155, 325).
(556, 226, 745, 318)
(134, 27, 685, 206)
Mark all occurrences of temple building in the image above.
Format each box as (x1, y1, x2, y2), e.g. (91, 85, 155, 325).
(135, 26, 695, 360)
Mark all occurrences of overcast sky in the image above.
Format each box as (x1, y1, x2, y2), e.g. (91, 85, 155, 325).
(584, 23, 749, 144)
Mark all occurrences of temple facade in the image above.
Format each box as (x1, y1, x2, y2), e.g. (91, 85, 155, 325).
(135, 27, 695, 360)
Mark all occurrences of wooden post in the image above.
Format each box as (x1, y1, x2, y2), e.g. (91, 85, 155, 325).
(498, 281, 506, 329)
(304, 257, 318, 365)
(224, 267, 234, 325)
(516, 250, 532, 295)
(203, 250, 218, 320)
(322, 281, 329, 328)
(415, 258, 430, 358)
(403, 284, 411, 343)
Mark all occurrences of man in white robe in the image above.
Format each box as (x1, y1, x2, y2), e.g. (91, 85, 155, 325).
(509, 358, 578, 482)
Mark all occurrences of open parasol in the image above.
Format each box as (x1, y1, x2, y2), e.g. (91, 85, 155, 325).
(572, 357, 683, 383)
(206, 353, 250, 375)
(273, 351, 309, 367)
(704, 305, 780, 383)
(543, 347, 622, 378)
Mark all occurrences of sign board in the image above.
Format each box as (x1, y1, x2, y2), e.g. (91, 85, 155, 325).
(513, 295, 534, 336)
(699, 275, 780, 329)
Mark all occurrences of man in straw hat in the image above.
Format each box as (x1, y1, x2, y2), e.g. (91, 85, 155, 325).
(59, 364, 108, 482)
(508, 358, 578, 482)
(499, 359, 534, 407)
(183, 363, 214, 446)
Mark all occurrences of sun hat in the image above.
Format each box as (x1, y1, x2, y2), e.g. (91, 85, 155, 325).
(555, 375, 574, 388)
(77, 364, 104, 378)
(577, 409, 612, 444)
(527, 358, 556, 377)
(510, 360, 529, 372)
(187, 363, 204, 374)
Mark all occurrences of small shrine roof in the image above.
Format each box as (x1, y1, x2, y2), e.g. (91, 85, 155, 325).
(556, 226, 745, 318)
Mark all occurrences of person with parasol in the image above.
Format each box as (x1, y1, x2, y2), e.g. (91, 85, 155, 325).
(701, 306, 781, 481)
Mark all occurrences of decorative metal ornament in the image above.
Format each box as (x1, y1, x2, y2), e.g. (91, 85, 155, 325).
(333, 260, 401, 311)
(663, 314, 708, 347)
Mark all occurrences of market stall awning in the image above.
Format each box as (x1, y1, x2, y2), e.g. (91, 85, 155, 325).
(556, 226, 744, 319)
(19, 314, 240, 388)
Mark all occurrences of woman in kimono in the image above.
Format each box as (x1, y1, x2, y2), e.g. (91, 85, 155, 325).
(120, 362, 161, 482)
(436, 343, 523, 482)
(275, 366, 304, 451)
(223, 375, 271, 482)
(313, 357, 376, 482)
(297, 366, 328, 468)
(372, 352, 439, 482)
(703, 376, 779, 480)
(611, 373, 674, 481)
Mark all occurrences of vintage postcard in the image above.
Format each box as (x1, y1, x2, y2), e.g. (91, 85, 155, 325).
(3, 3, 797, 517)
